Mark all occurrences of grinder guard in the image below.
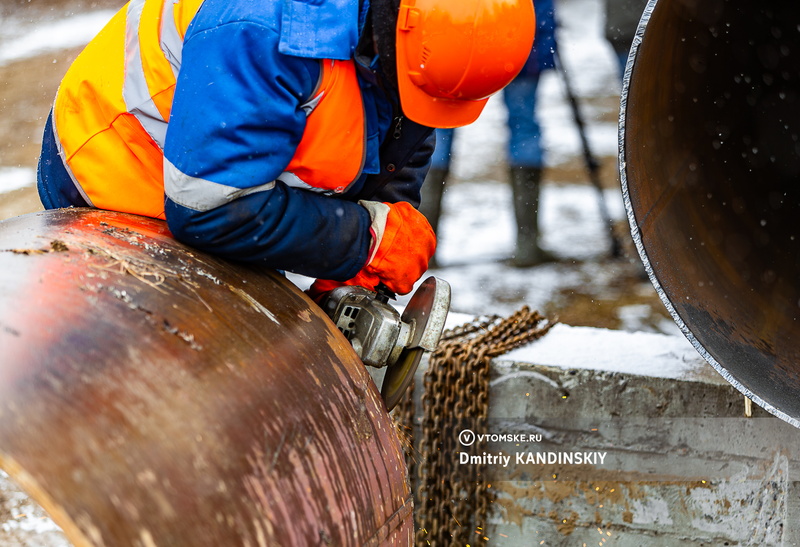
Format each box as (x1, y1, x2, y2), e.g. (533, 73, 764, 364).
(324, 277, 451, 410)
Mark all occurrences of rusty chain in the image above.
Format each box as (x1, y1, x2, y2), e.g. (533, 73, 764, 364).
(395, 306, 555, 546)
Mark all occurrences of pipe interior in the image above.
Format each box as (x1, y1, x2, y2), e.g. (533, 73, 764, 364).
(623, 0, 800, 421)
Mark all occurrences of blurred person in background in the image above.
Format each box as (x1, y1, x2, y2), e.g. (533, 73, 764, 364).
(604, 0, 648, 78)
(419, 0, 557, 268)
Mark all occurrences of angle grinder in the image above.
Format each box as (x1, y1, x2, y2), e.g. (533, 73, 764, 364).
(320, 276, 451, 411)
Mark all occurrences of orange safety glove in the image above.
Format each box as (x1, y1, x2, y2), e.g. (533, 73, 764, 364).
(308, 200, 436, 300)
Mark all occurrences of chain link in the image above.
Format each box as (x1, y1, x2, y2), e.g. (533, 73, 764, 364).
(395, 306, 555, 546)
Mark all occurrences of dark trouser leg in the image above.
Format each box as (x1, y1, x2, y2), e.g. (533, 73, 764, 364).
(510, 166, 552, 267)
(418, 167, 448, 267)
(38, 110, 90, 210)
(419, 167, 448, 235)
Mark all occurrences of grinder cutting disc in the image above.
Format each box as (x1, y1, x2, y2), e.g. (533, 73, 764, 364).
(381, 277, 451, 411)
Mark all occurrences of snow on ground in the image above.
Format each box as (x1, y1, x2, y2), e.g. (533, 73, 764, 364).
(0, 9, 115, 66)
(0, 167, 35, 194)
(439, 308, 690, 383)
(500, 323, 707, 380)
(0, 471, 67, 547)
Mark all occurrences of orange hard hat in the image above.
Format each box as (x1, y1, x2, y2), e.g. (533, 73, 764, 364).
(395, 0, 536, 129)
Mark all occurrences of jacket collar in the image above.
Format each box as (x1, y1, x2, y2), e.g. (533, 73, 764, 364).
(278, 0, 370, 61)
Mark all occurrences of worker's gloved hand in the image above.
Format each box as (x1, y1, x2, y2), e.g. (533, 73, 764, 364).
(308, 200, 435, 299)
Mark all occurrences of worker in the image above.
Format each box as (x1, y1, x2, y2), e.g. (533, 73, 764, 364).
(36, 0, 535, 299)
(419, 0, 557, 268)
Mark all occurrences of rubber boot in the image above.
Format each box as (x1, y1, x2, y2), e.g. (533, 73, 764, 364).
(509, 166, 553, 267)
(419, 167, 449, 268)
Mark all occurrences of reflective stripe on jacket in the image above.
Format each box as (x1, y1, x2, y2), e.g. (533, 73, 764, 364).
(53, 0, 366, 220)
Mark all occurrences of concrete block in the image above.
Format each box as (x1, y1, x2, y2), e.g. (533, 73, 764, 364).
(409, 324, 800, 545)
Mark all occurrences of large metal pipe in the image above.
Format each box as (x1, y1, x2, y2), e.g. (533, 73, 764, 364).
(0, 209, 411, 545)
(622, 0, 800, 425)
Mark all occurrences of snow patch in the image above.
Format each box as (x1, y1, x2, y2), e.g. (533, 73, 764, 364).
(0, 10, 115, 66)
(497, 323, 707, 380)
(0, 167, 35, 194)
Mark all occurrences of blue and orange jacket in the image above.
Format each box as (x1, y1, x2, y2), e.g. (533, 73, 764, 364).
(39, 0, 434, 281)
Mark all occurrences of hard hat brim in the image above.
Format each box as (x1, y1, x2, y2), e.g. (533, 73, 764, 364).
(396, 62, 489, 129)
